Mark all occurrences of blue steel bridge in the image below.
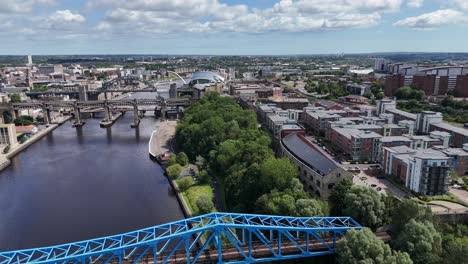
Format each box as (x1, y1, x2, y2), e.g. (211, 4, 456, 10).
(0, 213, 378, 264)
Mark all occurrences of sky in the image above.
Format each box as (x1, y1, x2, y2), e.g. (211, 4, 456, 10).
(0, 0, 468, 55)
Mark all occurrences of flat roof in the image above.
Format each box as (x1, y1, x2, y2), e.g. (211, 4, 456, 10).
(381, 136, 412, 143)
(282, 133, 338, 176)
(431, 122, 468, 137)
(386, 109, 417, 120)
(333, 127, 382, 140)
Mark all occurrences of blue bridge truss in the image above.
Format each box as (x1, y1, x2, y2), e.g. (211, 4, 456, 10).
(0, 213, 361, 264)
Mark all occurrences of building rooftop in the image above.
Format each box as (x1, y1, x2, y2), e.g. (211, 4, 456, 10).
(431, 122, 468, 137)
(268, 115, 289, 123)
(334, 127, 382, 140)
(381, 136, 412, 143)
(282, 133, 338, 176)
(269, 96, 309, 103)
(386, 108, 417, 120)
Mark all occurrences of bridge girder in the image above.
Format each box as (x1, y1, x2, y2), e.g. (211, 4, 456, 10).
(0, 213, 361, 264)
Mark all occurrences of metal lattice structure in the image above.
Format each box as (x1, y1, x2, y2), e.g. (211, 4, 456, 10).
(0, 213, 361, 264)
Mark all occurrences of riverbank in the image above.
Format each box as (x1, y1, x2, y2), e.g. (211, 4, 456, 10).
(148, 120, 177, 159)
(148, 120, 197, 219)
(0, 116, 72, 172)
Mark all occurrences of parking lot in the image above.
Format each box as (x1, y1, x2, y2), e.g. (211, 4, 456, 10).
(352, 169, 411, 198)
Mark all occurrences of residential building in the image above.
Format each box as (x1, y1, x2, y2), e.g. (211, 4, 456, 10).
(268, 96, 309, 110)
(0, 124, 18, 146)
(383, 146, 450, 195)
(429, 122, 468, 147)
(346, 83, 371, 96)
(330, 127, 382, 162)
(281, 133, 353, 199)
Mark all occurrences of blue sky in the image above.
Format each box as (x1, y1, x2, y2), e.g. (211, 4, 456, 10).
(1, 0, 467, 55)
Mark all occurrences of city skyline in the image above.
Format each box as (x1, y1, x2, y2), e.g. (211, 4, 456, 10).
(1, 0, 468, 55)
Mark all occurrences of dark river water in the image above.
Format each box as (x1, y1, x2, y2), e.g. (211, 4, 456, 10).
(0, 103, 184, 251)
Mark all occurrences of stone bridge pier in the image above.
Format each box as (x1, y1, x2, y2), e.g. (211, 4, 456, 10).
(72, 104, 85, 127)
(130, 101, 140, 128)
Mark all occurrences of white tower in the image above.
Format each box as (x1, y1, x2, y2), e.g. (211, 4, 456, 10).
(27, 55, 32, 65)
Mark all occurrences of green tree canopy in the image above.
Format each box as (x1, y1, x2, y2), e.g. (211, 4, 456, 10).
(176, 152, 189, 166)
(342, 186, 386, 229)
(177, 177, 194, 192)
(14, 115, 34, 126)
(336, 228, 412, 264)
(196, 194, 214, 214)
(10, 94, 21, 103)
(329, 178, 352, 215)
(259, 157, 297, 192)
(392, 199, 432, 235)
(394, 220, 442, 264)
(166, 164, 182, 179)
(395, 86, 425, 101)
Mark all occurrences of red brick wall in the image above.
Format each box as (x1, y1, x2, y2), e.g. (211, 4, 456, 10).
(455, 75, 468, 98)
(385, 74, 404, 97)
(413, 75, 435, 96)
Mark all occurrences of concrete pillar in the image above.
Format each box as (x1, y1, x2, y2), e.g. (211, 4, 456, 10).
(74, 106, 82, 125)
(42, 106, 50, 124)
(133, 104, 139, 124)
(104, 104, 112, 121)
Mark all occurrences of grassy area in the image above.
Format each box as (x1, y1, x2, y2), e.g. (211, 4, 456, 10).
(182, 184, 214, 215)
(418, 194, 468, 207)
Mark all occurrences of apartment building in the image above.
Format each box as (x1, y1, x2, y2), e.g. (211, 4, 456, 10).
(281, 133, 353, 199)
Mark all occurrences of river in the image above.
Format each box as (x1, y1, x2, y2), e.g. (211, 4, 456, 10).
(0, 97, 184, 251)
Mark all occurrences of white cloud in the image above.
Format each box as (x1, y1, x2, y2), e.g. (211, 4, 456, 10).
(394, 9, 466, 29)
(0, 0, 57, 14)
(35, 10, 86, 31)
(450, 0, 468, 11)
(90, 0, 408, 35)
(406, 0, 423, 8)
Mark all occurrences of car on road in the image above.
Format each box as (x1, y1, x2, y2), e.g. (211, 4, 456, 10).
(371, 184, 377, 188)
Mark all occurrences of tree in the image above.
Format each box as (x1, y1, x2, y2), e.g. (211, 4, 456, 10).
(10, 94, 21, 103)
(177, 177, 194, 192)
(295, 199, 327, 217)
(392, 199, 432, 235)
(394, 220, 442, 264)
(196, 194, 214, 214)
(176, 152, 189, 166)
(329, 178, 352, 215)
(166, 164, 182, 179)
(259, 157, 297, 192)
(336, 228, 413, 264)
(167, 155, 177, 166)
(196, 169, 210, 184)
(14, 115, 34, 126)
(195, 155, 206, 170)
(342, 186, 386, 229)
(255, 191, 297, 216)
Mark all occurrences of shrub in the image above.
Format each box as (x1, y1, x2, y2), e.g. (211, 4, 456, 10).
(196, 194, 214, 214)
(176, 152, 189, 166)
(177, 177, 194, 192)
(166, 164, 182, 179)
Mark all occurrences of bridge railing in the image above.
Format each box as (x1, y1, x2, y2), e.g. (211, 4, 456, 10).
(0, 213, 361, 264)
